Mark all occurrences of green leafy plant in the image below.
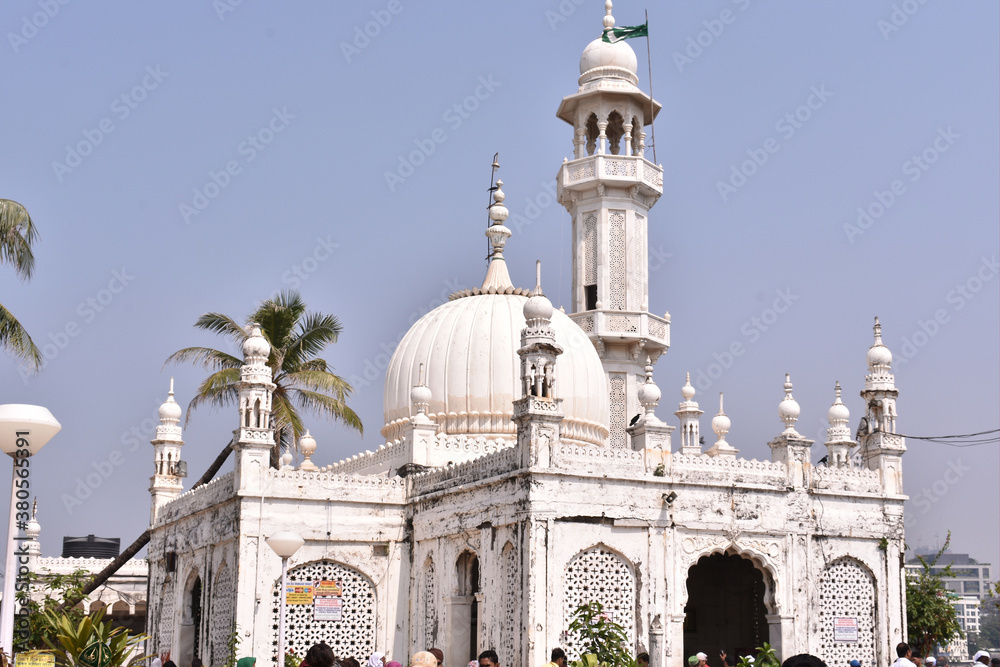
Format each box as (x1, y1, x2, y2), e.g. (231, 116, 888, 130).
(14, 568, 92, 652)
(906, 533, 963, 658)
(284, 650, 300, 667)
(211, 625, 241, 667)
(653, 464, 665, 477)
(567, 601, 636, 667)
(39, 608, 149, 667)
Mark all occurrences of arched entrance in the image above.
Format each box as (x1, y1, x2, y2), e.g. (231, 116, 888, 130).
(178, 574, 202, 667)
(449, 551, 480, 664)
(684, 552, 771, 664)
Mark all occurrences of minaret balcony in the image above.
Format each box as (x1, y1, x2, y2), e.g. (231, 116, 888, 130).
(568, 309, 670, 349)
(558, 154, 662, 202)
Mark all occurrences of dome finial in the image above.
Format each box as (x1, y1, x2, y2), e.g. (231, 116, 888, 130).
(534, 260, 543, 296)
(482, 174, 514, 291)
(711, 392, 731, 446)
(603, 0, 615, 30)
(873, 316, 883, 344)
(778, 373, 802, 436)
(636, 356, 661, 417)
(681, 372, 696, 401)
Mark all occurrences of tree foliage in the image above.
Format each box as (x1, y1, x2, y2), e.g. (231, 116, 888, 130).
(0, 198, 41, 368)
(567, 601, 636, 667)
(14, 568, 91, 652)
(166, 290, 362, 463)
(906, 534, 963, 657)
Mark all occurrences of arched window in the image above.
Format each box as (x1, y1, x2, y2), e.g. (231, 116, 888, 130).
(585, 114, 599, 156)
(818, 557, 876, 667)
(271, 560, 376, 666)
(606, 112, 625, 155)
(563, 546, 636, 659)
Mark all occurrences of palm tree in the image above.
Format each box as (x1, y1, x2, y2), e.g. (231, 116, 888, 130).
(166, 290, 363, 462)
(0, 199, 41, 369)
(63, 291, 363, 611)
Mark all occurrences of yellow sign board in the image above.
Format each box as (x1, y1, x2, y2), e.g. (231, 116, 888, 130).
(16, 654, 56, 667)
(285, 582, 315, 605)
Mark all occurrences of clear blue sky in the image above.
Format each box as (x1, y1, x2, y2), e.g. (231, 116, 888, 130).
(1, 1, 997, 569)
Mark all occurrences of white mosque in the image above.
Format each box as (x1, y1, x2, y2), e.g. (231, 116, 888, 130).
(142, 4, 908, 666)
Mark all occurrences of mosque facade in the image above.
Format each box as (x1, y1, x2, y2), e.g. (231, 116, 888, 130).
(143, 4, 908, 666)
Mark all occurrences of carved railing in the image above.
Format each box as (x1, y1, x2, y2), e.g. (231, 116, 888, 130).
(811, 465, 882, 494)
(671, 453, 787, 486)
(409, 446, 519, 495)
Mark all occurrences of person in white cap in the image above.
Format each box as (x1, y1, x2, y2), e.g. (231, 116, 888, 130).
(697, 653, 709, 667)
(924, 657, 935, 667)
(973, 651, 990, 666)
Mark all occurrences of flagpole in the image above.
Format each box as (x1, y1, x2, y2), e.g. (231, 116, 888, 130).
(645, 9, 656, 165)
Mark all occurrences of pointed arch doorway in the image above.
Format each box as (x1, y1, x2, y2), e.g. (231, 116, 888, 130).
(683, 552, 772, 664)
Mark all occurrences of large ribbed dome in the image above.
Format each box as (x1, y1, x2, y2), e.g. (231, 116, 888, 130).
(382, 292, 609, 447)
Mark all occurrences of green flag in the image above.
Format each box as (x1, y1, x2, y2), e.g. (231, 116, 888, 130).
(602, 22, 648, 43)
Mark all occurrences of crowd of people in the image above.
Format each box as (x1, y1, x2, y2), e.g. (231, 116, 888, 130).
(213, 641, 996, 667)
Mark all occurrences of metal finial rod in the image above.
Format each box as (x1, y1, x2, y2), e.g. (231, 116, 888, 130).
(485, 152, 500, 266)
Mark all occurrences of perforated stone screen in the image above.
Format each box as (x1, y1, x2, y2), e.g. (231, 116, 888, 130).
(209, 563, 234, 665)
(423, 558, 436, 646)
(158, 579, 174, 655)
(818, 557, 876, 667)
(270, 561, 376, 664)
(563, 547, 636, 659)
(501, 543, 520, 659)
(609, 211, 626, 310)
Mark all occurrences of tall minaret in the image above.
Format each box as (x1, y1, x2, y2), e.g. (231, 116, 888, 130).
(859, 317, 906, 494)
(233, 324, 277, 494)
(149, 378, 185, 524)
(556, 1, 670, 448)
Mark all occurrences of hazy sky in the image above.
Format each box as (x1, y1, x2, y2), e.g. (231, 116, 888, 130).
(1, 1, 997, 571)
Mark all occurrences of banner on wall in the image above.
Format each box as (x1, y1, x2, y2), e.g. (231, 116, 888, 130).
(314, 597, 343, 621)
(834, 617, 859, 642)
(286, 581, 315, 605)
(314, 580, 343, 597)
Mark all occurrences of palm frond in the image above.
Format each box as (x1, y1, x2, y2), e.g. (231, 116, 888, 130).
(192, 313, 247, 344)
(0, 199, 37, 281)
(184, 368, 241, 424)
(0, 301, 41, 369)
(284, 369, 354, 400)
(293, 388, 363, 435)
(164, 346, 242, 371)
(284, 312, 342, 368)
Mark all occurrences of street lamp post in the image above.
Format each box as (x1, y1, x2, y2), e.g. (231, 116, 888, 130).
(266, 531, 303, 667)
(0, 404, 61, 657)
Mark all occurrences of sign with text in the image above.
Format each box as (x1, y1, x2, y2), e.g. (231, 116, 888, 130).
(286, 581, 315, 605)
(314, 580, 343, 597)
(16, 654, 56, 667)
(834, 617, 859, 642)
(314, 597, 343, 621)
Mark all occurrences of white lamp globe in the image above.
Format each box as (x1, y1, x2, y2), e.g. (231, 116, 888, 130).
(267, 531, 304, 558)
(0, 404, 61, 457)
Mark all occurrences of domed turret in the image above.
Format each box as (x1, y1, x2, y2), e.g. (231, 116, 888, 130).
(158, 377, 182, 422)
(579, 1, 639, 86)
(243, 324, 271, 360)
(778, 373, 801, 436)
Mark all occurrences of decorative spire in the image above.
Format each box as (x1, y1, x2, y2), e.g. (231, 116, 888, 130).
(410, 362, 433, 423)
(710, 393, 732, 448)
(826, 382, 852, 442)
(603, 0, 615, 31)
(778, 373, 801, 436)
(156, 377, 183, 443)
(865, 315, 895, 389)
(680, 372, 696, 404)
(636, 356, 661, 418)
(675, 372, 703, 455)
(482, 178, 514, 291)
(297, 430, 318, 471)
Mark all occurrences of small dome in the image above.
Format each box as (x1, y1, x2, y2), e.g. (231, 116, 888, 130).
(298, 430, 317, 455)
(680, 373, 696, 402)
(25, 518, 40, 538)
(243, 324, 271, 359)
(867, 343, 892, 368)
(580, 38, 638, 77)
(523, 293, 554, 321)
(637, 379, 661, 407)
(158, 398, 182, 422)
(711, 412, 731, 435)
(410, 383, 432, 408)
(828, 399, 849, 424)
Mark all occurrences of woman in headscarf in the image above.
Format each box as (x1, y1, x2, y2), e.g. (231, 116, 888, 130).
(367, 653, 385, 667)
(236, 658, 256, 667)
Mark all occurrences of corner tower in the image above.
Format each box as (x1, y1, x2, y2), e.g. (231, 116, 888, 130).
(556, 1, 669, 448)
